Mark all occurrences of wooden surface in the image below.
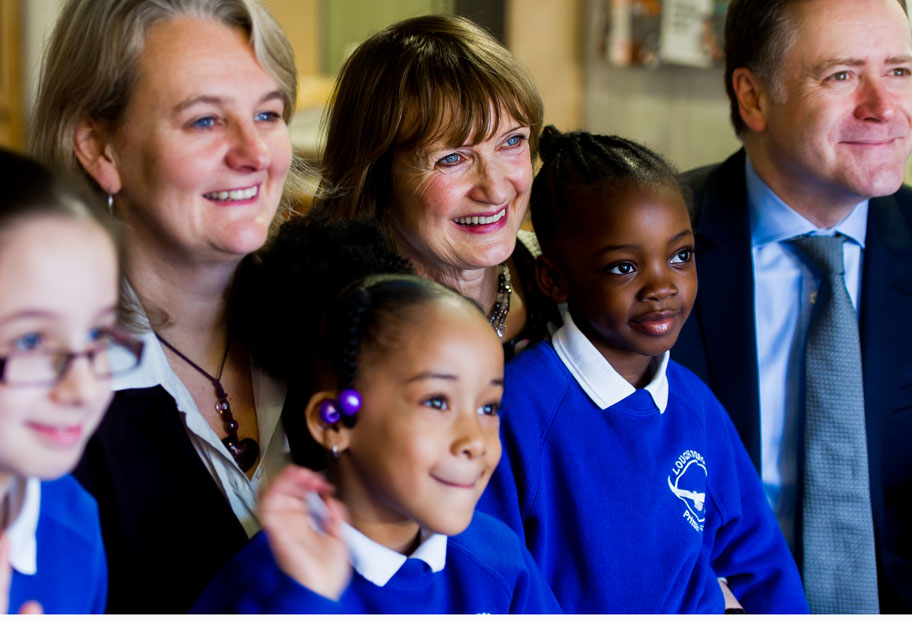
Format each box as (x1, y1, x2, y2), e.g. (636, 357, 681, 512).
(0, 0, 23, 151)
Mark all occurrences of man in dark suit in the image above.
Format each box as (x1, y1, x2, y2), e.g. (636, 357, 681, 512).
(672, 0, 912, 612)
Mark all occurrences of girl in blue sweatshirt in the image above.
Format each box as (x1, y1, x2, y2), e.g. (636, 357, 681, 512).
(193, 216, 560, 613)
(478, 127, 809, 613)
(0, 149, 142, 613)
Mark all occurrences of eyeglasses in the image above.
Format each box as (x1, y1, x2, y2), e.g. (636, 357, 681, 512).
(0, 329, 144, 387)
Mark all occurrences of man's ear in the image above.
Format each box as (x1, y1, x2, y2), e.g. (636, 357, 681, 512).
(535, 255, 569, 304)
(731, 67, 769, 134)
(305, 390, 351, 456)
(73, 117, 122, 195)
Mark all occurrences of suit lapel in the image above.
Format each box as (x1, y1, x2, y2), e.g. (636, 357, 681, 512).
(690, 151, 763, 467)
(859, 191, 912, 515)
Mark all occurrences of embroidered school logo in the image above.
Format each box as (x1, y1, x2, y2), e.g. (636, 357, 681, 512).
(667, 449, 707, 533)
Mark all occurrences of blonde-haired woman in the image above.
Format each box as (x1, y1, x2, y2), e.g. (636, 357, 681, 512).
(30, 0, 305, 612)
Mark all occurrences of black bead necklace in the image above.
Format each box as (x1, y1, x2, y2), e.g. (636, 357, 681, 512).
(155, 333, 259, 472)
(489, 262, 512, 338)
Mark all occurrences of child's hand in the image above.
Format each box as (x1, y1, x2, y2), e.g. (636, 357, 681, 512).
(259, 465, 352, 601)
(0, 534, 42, 614)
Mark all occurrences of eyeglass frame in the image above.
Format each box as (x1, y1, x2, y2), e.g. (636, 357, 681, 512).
(0, 329, 145, 387)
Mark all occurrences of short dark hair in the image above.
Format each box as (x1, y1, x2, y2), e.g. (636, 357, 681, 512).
(318, 274, 482, 402)
(724, 0, 909, 135)
(233, 214, 481, 394)
(530, 126, 691, 255)
(0, 147, 101, 231)
(0, 147, 125, 322)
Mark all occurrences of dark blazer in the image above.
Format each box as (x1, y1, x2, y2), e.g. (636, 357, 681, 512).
(672, 149, 912, 612)
(73, 385, 314, 613)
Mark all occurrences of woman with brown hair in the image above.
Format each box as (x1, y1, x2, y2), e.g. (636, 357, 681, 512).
(313, 14, 560, 358)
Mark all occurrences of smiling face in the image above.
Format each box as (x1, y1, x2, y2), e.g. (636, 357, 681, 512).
(544, 183, 697, 386)
(747, 0, 912, 219)
(388, 112, 533, 278)
(105, 16, 292, 264)
(0, 216, 117, 486)
(335, 297, 503, 548)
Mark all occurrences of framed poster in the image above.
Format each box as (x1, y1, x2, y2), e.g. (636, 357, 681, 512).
(597, 0, 725, 69)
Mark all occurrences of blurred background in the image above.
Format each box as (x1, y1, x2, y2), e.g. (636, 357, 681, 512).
(1, 0, 909, 180)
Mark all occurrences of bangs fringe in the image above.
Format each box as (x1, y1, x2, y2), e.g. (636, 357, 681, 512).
(393, 45, 536, 152)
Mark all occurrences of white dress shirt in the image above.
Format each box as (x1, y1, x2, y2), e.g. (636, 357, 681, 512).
(114, 324, 290, 538)
(745, 157, 867, 551)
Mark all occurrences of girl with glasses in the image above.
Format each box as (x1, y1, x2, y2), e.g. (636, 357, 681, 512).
(0, 148, 142, 613)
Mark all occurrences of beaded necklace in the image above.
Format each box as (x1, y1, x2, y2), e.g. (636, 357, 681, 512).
(155, 333, 259, 472)
(489, 262, 512, 338)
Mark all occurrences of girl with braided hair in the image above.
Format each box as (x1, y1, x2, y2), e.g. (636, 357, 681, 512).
(477, 127, 808, 613)
(194, 215, 560, 613)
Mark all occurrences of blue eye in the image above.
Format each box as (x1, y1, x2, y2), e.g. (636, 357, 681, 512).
(190, 116, 217, 129)
(606, 261, 636, 275)
(87, 327, 111, 344)
(504, 134, 524, 147)
(12, 332, 44, 352)
(478, 402, 500, 416)
(437, 153, 461, 166)
(670, 248, 693, 264)
(255, 111, 281, 122)
(422, 395, 448, 410)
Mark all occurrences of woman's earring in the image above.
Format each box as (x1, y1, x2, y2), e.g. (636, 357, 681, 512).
(107, 194, 114, 215)
(331, 445, 340, 459)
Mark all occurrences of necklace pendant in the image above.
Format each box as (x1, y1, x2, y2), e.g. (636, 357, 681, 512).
(154, 332, 261, 474)
(223, 437, 259, 473)
(488, 262, 512, 339)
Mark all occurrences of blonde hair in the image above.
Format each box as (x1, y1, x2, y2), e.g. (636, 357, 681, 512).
(29, 0, 301, 213)
(315, 14, 543, 227)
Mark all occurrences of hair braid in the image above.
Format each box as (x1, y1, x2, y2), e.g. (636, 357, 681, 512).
(337, 286, 371, 390)
(530, 126, 692, 251)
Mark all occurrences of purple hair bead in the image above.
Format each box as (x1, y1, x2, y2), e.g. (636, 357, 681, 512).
(318, 399, 341, 425)
(338, 389, 362, 417)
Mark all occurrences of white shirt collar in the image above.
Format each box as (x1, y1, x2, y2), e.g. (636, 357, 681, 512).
(745, 156, 868, 249)
(552, 311, 670, 413)
(341, 522, 447, 587)
(4, 477, 41, 575)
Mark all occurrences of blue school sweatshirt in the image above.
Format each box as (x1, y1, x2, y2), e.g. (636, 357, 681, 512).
(8, 475, 107, 613)
(478, 339, 808, 613)
(192, 510, 561, 613)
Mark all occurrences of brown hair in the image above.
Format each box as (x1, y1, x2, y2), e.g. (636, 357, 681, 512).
(0, 147, 125, 320)
(315, 14, 543, 228)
